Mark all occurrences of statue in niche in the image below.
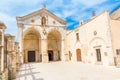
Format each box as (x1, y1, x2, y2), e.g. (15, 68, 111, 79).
(41, 16, 46, 26)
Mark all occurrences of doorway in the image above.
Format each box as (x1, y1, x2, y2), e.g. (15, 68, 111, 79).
(69, 51, 71, 61)
(76, 49, 82, 61)
(28, 51, 35, 62)
(48, 50, 54, 61)
(96, 49, 101, 62)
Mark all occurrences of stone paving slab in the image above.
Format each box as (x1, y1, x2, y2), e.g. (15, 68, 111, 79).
(15, 62, 120, 80)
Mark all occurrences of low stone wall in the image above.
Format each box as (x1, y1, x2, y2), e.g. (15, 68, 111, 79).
(0, 69, 8, 80)
(16, 63, 20, 71)
(8, 67, 17, 80)
(114, 56, 120, 67)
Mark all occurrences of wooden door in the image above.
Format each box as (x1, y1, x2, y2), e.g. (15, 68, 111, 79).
(28, 51, 35, 62)
(76, 49, 82, 61)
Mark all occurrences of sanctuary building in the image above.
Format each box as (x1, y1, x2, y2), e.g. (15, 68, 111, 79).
(16, 7, 120, 66)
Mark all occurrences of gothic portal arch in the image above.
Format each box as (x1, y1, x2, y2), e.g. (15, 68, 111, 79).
(23, 28, 41, 63)
(47, 29, 61, 61)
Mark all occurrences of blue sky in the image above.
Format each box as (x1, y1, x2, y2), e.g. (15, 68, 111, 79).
(0, 0, 120, 41)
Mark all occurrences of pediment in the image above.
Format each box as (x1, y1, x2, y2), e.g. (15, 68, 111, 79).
(16, 8, 66, 25)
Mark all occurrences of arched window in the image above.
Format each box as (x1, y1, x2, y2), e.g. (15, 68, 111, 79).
(41, 16, 46, 26)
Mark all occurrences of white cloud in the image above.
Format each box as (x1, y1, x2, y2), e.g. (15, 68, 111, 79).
(0, 0, 44, 12)
(0, 12, 15, 23)
(71, 0, 107, 7)
(0, 0, 43, 6)
(0, 12, 17, 36)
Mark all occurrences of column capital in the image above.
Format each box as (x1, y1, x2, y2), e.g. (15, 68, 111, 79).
(0, 28, 5, 32)
(17, 23, 23, 28)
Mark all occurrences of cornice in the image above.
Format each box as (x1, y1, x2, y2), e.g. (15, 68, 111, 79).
(0, 21, 6, 29)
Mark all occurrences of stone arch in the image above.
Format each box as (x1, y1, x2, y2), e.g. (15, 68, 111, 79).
(89, 37, 105, 46)
(47, 29, 62, 61)
(47, 28, 64, 39)
(23, 27, 41, 63)
(23, 27, 41, 39)
(88, 37, 106, 64)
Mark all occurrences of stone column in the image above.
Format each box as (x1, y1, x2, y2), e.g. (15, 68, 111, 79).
(41, 38, 48, 63)
(17, 23, 23, 64)
(1, 29, 5, 72)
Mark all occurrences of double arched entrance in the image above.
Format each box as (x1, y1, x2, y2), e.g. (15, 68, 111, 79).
(23, 28, 61, 63)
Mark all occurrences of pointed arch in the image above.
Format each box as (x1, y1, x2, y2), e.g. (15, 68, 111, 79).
(23, 27, 41, 63)
(23, 27, 41, 39)
(47, 29, 62, 61)
(47, 28, 62, 40)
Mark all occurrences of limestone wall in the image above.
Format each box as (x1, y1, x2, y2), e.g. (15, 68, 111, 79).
(66, 11, 114, 66)
(110, 19, 120, 56)
(110, 19, 120, 66)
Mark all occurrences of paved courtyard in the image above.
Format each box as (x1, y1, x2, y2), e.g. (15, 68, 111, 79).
(15, 62, 120, 80)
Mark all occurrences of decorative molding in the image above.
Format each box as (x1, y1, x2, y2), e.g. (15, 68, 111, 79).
(16, 8, 66, 25)
(93, 45, 101, 48)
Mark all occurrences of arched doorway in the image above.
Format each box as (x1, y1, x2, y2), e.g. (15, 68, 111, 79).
(76, 49, 82, 61)
(23, 29, 40, 63)
(48, 50, 53, 61)
(47, 29, 61, 61)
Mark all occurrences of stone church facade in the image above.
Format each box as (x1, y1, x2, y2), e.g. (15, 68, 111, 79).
(16, 7, 120, 66)
(16, 7, 66, 63)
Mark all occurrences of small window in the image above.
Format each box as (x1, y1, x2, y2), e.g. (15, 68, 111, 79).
(76, 33, 79, 41)
(116, 49, 120, 55)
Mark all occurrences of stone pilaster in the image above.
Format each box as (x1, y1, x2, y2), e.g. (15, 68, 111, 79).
(38, 38, 41, 62)
(41, 39, 48, 63)
(18, 23, 23, 52)
(17, 23, 24, 64)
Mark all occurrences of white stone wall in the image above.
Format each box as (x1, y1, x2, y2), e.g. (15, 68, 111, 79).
(66, 11, 114, 66)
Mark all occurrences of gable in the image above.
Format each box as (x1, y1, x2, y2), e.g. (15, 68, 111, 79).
(16, 8, 66, 26)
